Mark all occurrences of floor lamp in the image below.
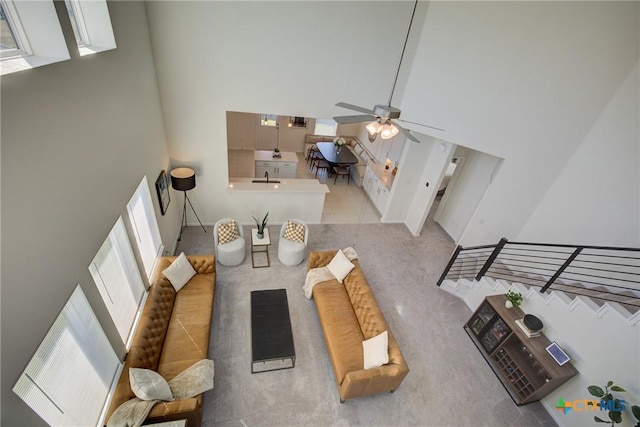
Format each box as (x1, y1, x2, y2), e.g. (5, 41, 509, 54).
(170, 167, 206, 241)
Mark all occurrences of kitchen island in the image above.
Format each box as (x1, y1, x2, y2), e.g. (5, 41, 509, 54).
(227, 178, 329, 224)
(254, 150, 299, 178)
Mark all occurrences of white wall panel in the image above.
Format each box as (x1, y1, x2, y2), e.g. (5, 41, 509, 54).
(400, 1, 639, 246)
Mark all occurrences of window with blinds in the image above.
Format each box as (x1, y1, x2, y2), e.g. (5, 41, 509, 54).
(127, 176, 164, 280)
(89, 216, 145, 347)
(314, 118, 338, 136)
(13, 285, 120, 426)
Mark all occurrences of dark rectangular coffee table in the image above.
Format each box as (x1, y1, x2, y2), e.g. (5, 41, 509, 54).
(251, 289, 296, 373)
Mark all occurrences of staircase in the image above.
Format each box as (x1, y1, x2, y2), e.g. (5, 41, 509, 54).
(437, 238, 640, 325)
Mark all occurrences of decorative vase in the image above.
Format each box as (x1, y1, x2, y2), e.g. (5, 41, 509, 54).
(257, 231, 264, 239)
(336, 146, 342, 154)
(505, 300, 513, 309)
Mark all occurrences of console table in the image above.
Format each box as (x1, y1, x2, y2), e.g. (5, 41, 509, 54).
(465, 294, 578, 405)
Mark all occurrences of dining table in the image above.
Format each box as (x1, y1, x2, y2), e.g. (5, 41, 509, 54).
(316, 142, 359, 165)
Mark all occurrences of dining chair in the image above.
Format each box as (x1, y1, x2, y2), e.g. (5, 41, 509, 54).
(333, 164, 350, 185)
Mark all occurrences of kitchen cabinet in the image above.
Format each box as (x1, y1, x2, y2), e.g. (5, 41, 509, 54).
(254, 151, 298, 179)
(364, 167, 389, 214)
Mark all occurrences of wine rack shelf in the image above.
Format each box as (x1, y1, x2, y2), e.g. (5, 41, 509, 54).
(464, 295, 578, 405)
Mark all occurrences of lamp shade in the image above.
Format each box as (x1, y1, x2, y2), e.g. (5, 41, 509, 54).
(170, 167, 196, 191)
(380, 123, 399, 140)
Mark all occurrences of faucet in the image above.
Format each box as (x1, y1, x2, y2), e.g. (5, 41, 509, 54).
(265, 171, 269, 183)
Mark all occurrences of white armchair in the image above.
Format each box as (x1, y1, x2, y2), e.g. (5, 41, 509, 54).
(277, 219, 308, 266)
(214, 218, 246, 266)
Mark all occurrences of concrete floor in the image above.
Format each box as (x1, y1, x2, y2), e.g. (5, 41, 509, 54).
(175, 219, 557, 427)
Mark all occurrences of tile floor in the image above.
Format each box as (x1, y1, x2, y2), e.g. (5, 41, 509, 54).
(228, 149, 380, 224)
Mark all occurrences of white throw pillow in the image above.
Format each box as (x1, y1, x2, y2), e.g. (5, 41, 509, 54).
(363, 330, 389, 369)
(129, 368, 174, 401)
(162, 252, 196, 292)
(326, 249, 355, 283)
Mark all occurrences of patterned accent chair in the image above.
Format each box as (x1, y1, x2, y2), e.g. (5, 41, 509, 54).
(214, 218, 246, 266)
(278, 219, 308, 266)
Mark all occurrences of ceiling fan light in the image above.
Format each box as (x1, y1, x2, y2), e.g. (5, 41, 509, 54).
(380, 123, 399, 139)
(366, 121, 381, 135)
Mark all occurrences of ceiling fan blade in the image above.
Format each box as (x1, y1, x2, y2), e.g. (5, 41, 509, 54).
(397, 118, 446, 132)
(393, 121, 421, 143)
(333, 114, 376, 124)
(335, 102, 375, 115)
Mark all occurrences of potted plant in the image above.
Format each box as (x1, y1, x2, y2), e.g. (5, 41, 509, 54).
(333, 137, 346, 153)
(587, 381, 640, 426)
(505, 290, 523, 308)
(253, 212, 269, 239)
(273, 147, 281, 158)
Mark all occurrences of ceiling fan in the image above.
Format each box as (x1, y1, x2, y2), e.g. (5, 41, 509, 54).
(333, 1, 444, 143)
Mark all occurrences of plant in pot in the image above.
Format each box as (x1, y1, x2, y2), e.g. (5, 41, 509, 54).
(587, 381, 640, 426)
(505, 290, 523, 308)
(253, 212, 269, 239)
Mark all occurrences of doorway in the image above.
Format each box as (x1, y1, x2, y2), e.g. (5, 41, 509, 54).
(431, 147, 503, 244)
(428, 156, 465, 221)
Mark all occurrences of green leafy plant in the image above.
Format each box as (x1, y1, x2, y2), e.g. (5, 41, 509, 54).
(253, 212, 269, 234)
(587, 381, 640, 426)
(274, 147, 280, 153)
(506, 290, 523, 307)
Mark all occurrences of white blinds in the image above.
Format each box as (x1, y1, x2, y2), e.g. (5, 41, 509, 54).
(13, 285, 120, 426)
(127, 176, 163, 279)
(314, 118, 338, 136)
(89, 216, 145, 346)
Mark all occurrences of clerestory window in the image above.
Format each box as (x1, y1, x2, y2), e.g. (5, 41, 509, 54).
(64, 0, 90, 47)
(0, 1, 30, 59)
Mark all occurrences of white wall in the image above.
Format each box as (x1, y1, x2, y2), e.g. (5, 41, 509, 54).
(399, 1, 639, 247)
(535, 299, 640, 427)
(0, 3, 175, 425)
(146, 1, 415, 225)
(518, 63, 640, 246)
(148, 1, 639, 244)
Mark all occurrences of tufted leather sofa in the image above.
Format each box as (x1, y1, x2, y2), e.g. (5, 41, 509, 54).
(307, 250, 409, 402)
(105, 255, 215, 426)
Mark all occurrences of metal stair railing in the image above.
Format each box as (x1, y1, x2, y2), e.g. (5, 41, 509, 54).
(436, 238, 640, 312)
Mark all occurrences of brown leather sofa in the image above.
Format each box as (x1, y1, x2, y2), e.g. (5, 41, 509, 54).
(307, 250, 409, 402)
(105, 255, 215, 426)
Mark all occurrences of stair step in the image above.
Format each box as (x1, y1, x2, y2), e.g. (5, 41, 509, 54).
(443, 252, 640, 318)
(443, 277, 639, 324)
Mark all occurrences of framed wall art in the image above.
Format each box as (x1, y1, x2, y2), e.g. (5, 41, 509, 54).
(155, 170, 170, 215)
